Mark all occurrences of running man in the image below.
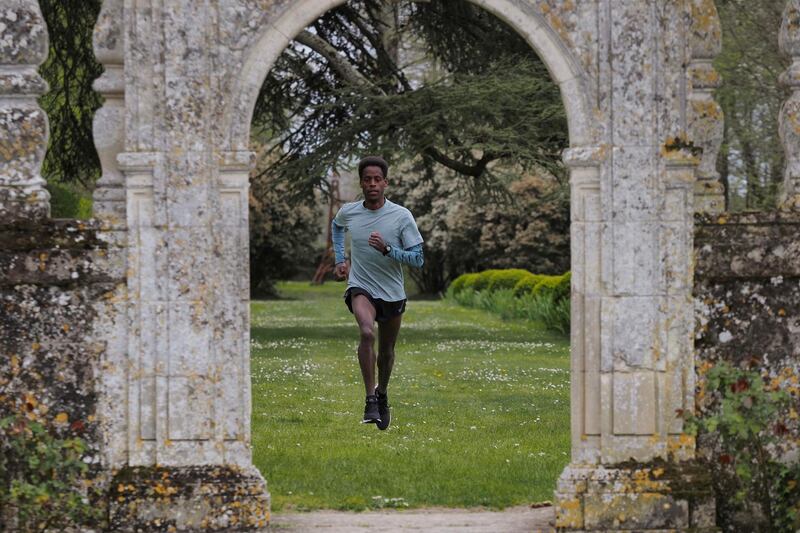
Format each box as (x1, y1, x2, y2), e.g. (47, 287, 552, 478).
(332, 156, 424, 430)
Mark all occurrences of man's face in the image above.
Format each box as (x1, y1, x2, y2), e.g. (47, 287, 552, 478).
(360, 165, 388, 200)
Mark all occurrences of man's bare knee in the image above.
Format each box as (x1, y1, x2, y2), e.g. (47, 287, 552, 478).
(359, 326, 375, 344)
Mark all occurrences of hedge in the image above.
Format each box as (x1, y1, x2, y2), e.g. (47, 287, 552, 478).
(449, 272, 480, 294)
(471, 269, 502, 292)
(486, 269, 532, 292)
(513, 273, 550, 297)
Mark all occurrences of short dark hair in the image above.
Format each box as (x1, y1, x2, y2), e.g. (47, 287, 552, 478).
(358, 156, 388, 179)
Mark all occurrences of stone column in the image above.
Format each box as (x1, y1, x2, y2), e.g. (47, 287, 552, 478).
(554, 2, 715, 530)
(107, 2, 270, 527)
(92, 0, 125, 224)
(0, 0, 50, 223)
(689, 0, 725, 214)
(779, 0, 800, 211)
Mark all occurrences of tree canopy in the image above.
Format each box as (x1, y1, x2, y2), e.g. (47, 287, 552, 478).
(38, 0, 103, 188)
(252, 0, 568, 194)
(714, 0, 789, 210)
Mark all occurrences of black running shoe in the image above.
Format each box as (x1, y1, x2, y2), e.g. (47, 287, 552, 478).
(362, 394, 380, 424)
(375, 389, 390, 431)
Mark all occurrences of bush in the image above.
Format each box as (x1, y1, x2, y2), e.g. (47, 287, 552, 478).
(486, 269, 531, 292)
(686, 362, 800, 533)
(513, 272, 550, 297)
(47, 182, 93, 219)
(472, 270, 501, 292)
(0, 413, 101, 531)
(448, 268, 571, 334)
(449, 273, 480, 295)
(517, 291, 570, 334)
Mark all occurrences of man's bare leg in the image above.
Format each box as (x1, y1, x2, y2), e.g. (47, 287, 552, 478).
(352, 295, 378, 396)
(377, 314, 402, 394)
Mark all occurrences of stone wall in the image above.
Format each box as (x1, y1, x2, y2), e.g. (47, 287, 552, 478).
(695, 211, 800, 375)
(694, 211, 800, 530)
(0, 219, 117, 527)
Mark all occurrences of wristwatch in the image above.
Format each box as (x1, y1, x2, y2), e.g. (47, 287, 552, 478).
(383, 244, 392, 256)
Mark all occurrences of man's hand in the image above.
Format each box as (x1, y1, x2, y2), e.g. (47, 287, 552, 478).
(368, 231, 387, 253)
(334, 261, 349, 281)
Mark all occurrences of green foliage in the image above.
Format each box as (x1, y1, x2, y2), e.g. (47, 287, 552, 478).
(513, 273, 550, 297)
(714, 0, 788, 210)
(255, 0, 568, 193)
(446, 268, 570, 334)
(0, 414, 101, 531)
(249, 153, 322, 297)
(686, 362, 800, 532)
(448, 273, 479, 295)
(47, 182, 93, 219)
(532, 272, 571, 302)
(516, 291, 570, 335)
(393, 166, 570, 295)
(38, 0, 103, 188)
(472, 269, 501, 292)
(486, 269, 531, 292)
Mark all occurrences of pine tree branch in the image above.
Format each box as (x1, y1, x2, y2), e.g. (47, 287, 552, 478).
(294, 30, 381, 92)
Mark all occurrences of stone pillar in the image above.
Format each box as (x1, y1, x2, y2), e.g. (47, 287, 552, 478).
(92, 0, 125, 224)
(779, 0, 800, 211)
(554, 2, 715, 530)
(689, 0, 725, 214)
(564, 145, 604, 466)
(106, 2, 269, 527)
(0, 0, 50, 223)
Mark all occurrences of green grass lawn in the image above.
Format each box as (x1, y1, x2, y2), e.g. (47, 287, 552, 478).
(251, 281, 570, 512)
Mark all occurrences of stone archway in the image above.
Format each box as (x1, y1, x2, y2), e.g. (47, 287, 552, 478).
(212, 2, 712, 530)
(1, 0, 721, 530)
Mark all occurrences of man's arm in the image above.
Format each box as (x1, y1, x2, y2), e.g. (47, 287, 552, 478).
(332, 220, 346, 264)
(331, 220, 349, 280)
(387, 243, 424, 268)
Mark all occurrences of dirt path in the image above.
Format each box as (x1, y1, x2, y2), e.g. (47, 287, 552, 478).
(270, 505, 554, 532)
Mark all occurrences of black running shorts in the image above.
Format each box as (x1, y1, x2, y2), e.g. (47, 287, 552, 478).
(345, 287, 406, 322)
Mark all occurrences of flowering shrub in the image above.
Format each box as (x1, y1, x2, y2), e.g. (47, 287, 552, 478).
(686, 361, 800, 532)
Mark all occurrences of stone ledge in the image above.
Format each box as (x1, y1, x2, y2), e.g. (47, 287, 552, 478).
(0, 218, 109, 251)
(695, 211, 800, 279)
(108, 465, 270, 532)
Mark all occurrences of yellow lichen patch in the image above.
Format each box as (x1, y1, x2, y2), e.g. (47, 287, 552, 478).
(152, 483, 178, 497)
(54, 412, 68, 424)
(690, 0, 721, 42)
(555, 497, 583, 529)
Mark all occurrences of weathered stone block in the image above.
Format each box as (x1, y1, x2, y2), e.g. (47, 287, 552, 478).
(108, 465, 269, 531)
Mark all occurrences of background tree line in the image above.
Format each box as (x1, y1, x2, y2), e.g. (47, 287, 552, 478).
(37, 0, 789, 294)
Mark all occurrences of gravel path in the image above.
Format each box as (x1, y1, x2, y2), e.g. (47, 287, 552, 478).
(270, 505, 554, 532)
